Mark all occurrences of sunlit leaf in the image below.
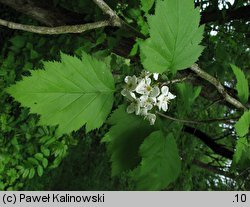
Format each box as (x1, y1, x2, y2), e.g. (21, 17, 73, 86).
(235, 110, 250, 137)
(140, 0, 204, 73)
(140, 0, 155, 13)
(7, 52, 115, 136)
(231, 64, 249, 104)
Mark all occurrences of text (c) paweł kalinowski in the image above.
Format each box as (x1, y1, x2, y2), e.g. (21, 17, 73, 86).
(19, 193, 105, 203)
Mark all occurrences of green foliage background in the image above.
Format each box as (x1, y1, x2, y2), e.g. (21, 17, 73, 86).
(0, 0, 249, 190)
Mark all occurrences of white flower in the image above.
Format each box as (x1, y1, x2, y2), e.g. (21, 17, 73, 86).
(140, 85, 159, 104)
(136, 77, 151, 95)
(122, 71, 176, 126)
(139, 95, 154, 116)
(139, 107, 149, 116)
(140, 95, 154, 109)
(157, 86, 176, 112)
(145, 113, 156, 125)
(136, 78, 160, 98)
(124, 75, 137, 86)
(126, 99, 141, 115)
(121, 75, 137, 100)
(150, 86, 160, 99)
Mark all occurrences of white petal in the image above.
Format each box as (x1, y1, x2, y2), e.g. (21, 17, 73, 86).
(161, 86, 169, 95)
(157, 94, 164, 102)
(153, 73, 159, 80)
(136, 82, 147, 95)
(141, 71, 151, 78)
(130, 92, 136, 99)
(140, 108, 148, 116)
(162, 102, 168, 112)
(147, 113, 156, 125)
(137, 77, 143, 83)
(121, 89, 127, 96)
(145, 103, 153, 110)
(167, 92, 176, 100)
(131, 75, 137, 85)
(150, 86, 160, 98)
(124, 76, 131, 83)
(126, 93, 136, 101)
(139, 95, 148, 105)
(140, 95, 148, 102)
(145, 77, 151, 85)
(149, 97, 157, 105)
(135, 104, 141, 115)
(127, 104, 135, 114)
(157, 100, 162, 111)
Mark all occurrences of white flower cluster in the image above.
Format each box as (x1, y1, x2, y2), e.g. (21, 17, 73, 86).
(121, 71, 176, 125)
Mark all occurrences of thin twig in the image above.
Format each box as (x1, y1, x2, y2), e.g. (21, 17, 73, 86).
(92, 0, 118, 18)
(157, 112, 202, 124)
(190, 64, 247, 111)
(92, 0, 122, 27)
(157, 111, 239, 124)
(0, 0, 124, 34)
(192, 159, 235, 179)
(235, 167, 250, 180)
(205, 98, 224, 109)
(161, 76, 191, 86)
(0, 19, 111, 34)
(92, 0, 145, 38)
(214, 131, 235, 141)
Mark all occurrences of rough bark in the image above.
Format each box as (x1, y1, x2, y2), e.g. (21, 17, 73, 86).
(0, 19, 111, 34)
(2, 0, 249, 27)
(183, 125, 234, 159)
(190, 64, 247, 111)
(0, 0, 84, 26)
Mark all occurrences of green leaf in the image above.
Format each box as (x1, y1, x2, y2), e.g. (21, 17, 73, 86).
(37, 165, 43, 177)
(0, 182, 5, 191)
(9, 35, 26, 48)
(233, 137, 249, 164)
(132, 131, 181, 190)
(140, 0, 204, 74)
(176, 83, 201, 113)
(28, 168, 35, 179)
(42, 158, 48, 168)
(22, 169, 30, 179)
(231, 64, 249, 104)
(34, 153, 43, 161)
(141, 0, 155, 13)
(235, 110, 250, 137)
(102, 105, 154, 176)
(7, 52, 115, 136)
(232, 137, 250, 170)
(30, 49, 39, 60)
(41, 146, 50, 157)
(27, 157, 39, 166)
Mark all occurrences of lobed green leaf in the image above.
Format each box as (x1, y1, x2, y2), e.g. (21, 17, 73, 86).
(233, 137, 250, 164)
(132, 131, 181, 190)
(140, 0, 204, 74)
(231, 64, 249, 104)
(140, 0, 155, 13)
(7, 52, 115, 136)
(102, 105, 154, 176)
(235, 110, 250, 137)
